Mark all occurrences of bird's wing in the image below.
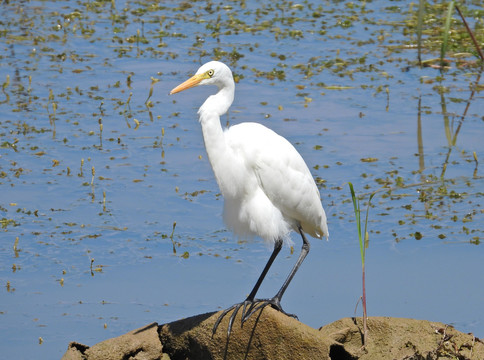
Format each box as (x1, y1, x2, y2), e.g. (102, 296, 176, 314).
(225, 122, 327, 239)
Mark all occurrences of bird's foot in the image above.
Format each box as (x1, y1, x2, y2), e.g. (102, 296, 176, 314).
(243, 297, 298, 322)
(212, 297, 297, 336)
(212, 299, 254, 337)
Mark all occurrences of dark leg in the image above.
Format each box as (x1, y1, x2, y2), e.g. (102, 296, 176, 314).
(246, 238, 283, 301)
(244, 226, 310, 319)
(213, 227, 312, 337)
(274, 226, 310, 303)
(212, 238, 283, 336)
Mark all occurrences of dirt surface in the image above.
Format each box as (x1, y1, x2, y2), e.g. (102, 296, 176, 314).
(61, 322, 166, 360)
(62, 308, 484, 360)
(320, 317, 483, 359)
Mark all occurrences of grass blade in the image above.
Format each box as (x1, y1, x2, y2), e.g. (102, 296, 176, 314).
(441, 1, 455, 67)
(348, 183, 375, 348)
(363, 192, 375, 250)
(348, 182, 364, 265)
(417, 0, 425, 65)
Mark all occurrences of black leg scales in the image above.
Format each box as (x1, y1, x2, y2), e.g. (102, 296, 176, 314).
(212, 226, 310, 336)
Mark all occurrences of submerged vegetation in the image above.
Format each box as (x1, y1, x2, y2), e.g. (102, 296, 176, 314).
(0, 0, 481, 281)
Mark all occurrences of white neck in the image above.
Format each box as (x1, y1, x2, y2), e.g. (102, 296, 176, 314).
(197, 82, 238, 197)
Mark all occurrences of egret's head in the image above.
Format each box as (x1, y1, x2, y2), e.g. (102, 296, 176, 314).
(170, 61, 233, 95)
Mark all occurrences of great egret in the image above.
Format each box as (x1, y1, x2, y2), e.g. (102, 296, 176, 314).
(170, 61, 328, 335)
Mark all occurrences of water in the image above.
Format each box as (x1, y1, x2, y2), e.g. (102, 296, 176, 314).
(1, 0, 483, 358)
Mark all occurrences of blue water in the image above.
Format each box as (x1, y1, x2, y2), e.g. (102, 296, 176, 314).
(1, 0, 483, 358)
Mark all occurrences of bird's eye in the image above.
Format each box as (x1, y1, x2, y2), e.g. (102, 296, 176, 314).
(207, 69, 214, 77)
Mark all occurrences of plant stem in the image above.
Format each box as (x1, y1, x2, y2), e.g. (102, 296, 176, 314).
(454, 5, 484, 61)
(349, 182, 373, 347)
(362, 262, 368, 346)
(417, 0, 425, 65)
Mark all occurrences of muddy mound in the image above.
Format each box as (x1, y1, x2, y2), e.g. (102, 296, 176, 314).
(62, 308, 483, 359)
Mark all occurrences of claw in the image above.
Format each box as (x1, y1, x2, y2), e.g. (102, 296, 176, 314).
(212, 304, 236, 336)
(242, 298, 297, 325)
(226, 302, 244, 336)
(212, 297, 297, 336)
(212, 300, 252, 336)
(241, 301, 270, 325)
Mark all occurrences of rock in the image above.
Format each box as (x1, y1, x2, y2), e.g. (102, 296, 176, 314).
(320, 317, 484, 360)
(159, 307, 336, 360)
(61, 322, 165, 360)
(62, 311, 484, 360)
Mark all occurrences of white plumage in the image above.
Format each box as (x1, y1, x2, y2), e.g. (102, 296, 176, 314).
(222, 122, 327, 244)
(170, 60, 328, 334)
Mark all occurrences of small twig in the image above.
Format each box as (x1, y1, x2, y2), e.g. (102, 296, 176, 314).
(170, 222, 177, 254)
(473, 151, 479, 178)
(440, 68, 482, 178)
(455, 5, 484, 61)
(353, 296, 363, 316)
(90, 257, 95, 277)
(145, 76, 160, 106)
(416, 0, 425, 65)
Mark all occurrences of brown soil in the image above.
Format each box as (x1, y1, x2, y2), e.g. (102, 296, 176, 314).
(61, 308, 484, 360)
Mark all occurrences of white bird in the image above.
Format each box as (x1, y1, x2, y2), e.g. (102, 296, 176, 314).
(170, 61, 328, 335)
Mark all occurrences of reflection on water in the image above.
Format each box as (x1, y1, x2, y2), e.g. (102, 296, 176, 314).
(0, 0, 483, 358)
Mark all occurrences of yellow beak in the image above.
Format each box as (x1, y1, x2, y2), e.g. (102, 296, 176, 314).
(170, 73, 206, 95)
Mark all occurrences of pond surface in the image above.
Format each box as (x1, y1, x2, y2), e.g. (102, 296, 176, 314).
(1, 0, 483, 358)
